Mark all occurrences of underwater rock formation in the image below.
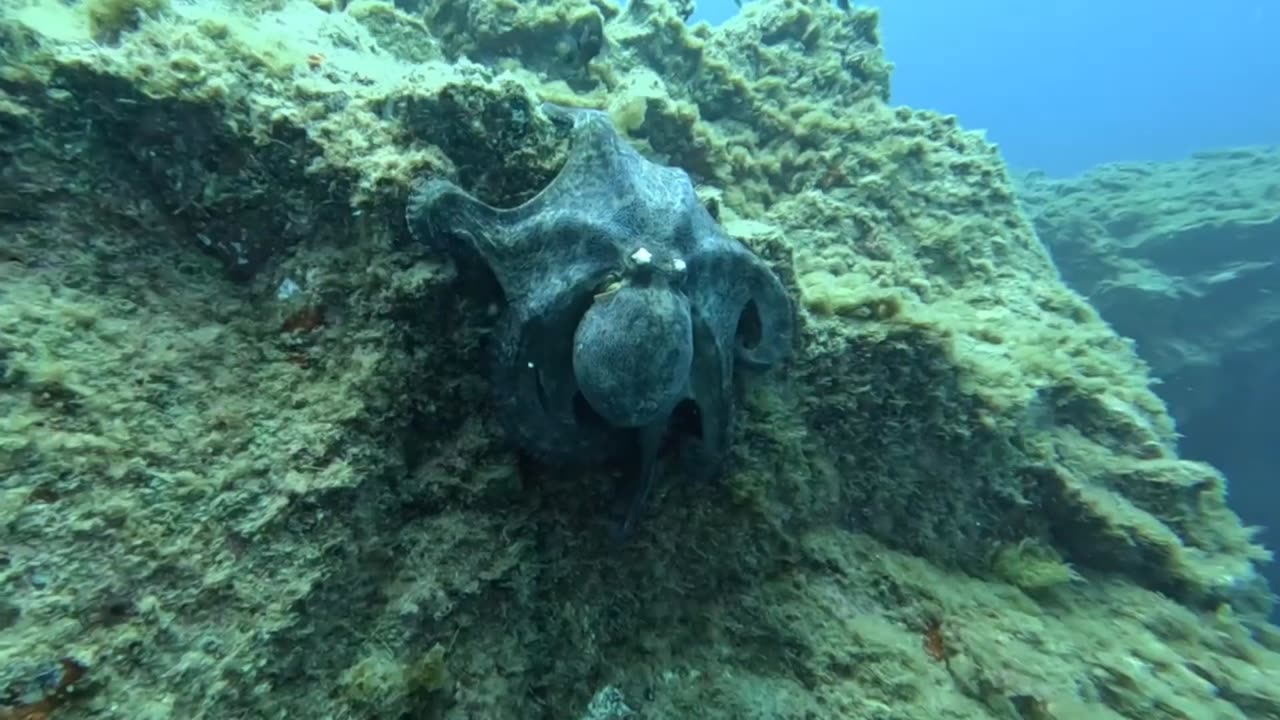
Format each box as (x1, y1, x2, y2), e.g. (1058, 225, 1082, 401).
(1018, 147, 1280, 618)
(406, 105, 793, 536)
(1, 1, 1277, 719)
(1017, 149, 1280, 429)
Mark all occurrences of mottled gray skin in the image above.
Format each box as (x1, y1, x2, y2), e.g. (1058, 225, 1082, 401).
(406, 105, 793, 536)
(575, 282, 693, 429)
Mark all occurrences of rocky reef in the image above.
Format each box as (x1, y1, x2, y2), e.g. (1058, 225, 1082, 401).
(1018, 147, 1280, 623)
(1, 1, 1276, 718)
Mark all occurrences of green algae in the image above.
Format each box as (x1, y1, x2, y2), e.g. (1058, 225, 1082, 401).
(992, 538, 1078, 591)
(84, 0, 170, 43)
(0, 1, 1276, 719)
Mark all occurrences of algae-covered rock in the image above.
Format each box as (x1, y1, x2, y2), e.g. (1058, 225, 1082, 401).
(992, 538, 1078, 591)
(1017, 148, 1280, 429)
(1018, 148, 1280, 618)
(85, 0, 171, 43)
(1, 1, 1277, 719)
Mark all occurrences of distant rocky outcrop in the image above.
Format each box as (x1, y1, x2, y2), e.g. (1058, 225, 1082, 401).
(1018, 147, 1280, 616)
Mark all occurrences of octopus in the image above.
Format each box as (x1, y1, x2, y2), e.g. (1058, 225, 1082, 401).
(406, 104, 794, 537)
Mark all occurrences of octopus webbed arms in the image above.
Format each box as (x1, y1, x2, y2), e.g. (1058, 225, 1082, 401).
(406, 105, 794, 537)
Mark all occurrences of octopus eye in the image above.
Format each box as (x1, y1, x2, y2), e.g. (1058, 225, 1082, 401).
(593, 272, 623, 301)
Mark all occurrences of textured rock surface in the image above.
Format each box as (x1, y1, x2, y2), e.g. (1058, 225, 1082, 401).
(1017, 148, 1280, 424)
(1018, 147, 1280, 619)
(1, 1, 1277, 718)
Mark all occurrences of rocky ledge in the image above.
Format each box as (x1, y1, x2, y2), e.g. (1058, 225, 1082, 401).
(1019, 146, 1280, 626)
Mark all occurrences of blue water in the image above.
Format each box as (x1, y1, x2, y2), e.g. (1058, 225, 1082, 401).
(691, 0, 1280, 176)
